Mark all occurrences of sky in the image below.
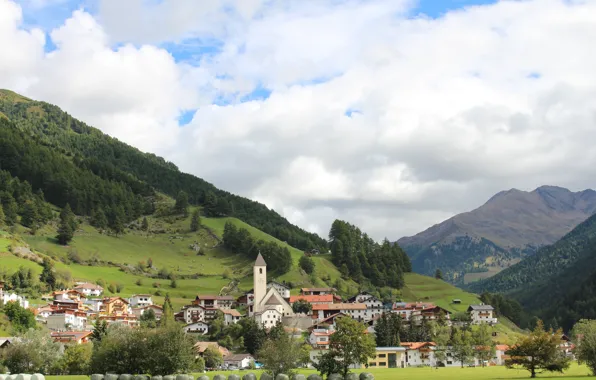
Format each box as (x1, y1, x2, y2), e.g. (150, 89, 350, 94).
(1, 0, 596, 241)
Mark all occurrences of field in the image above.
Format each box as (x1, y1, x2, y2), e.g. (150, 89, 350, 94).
(43, 364, 594, 380)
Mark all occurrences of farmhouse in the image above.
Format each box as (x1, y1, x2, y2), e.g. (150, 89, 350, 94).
(308, 324, 334, 349)
(392, 302, 435, 321)
(46, 309, 87, 331)
(289, 294, 336, 306)
(312, 303, 367, 321)
(300, 287, 336, 296)
(467, 304, 497, 325)
(129, 294, 153, 308)
(223, 354, 254, 369)
(73, 282, 103, 296)
(100, 297, 131, 316)
(132, 304, 163, 319)
(183, 321, 209, 335)
(51, 331, 93, 344)
(194, 342, 230, 358)
(221, 308, 242, 325)
(192, 295, 235, 310)
(347, 292, 385, 319)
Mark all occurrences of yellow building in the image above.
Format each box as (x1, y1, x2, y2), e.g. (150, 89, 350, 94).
(100, 297, 130, 316)
(367, 347, 406, 369)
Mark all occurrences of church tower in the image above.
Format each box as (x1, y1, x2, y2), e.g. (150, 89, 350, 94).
(253, 253, 267, 313)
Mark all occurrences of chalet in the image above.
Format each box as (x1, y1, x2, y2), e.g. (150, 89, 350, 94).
(368, 347, 406, 368)
(100, 297, 131, 316)
(46, 309, 87, 331)
(184, 321, 209, 335)
(289, 294, 336, 306)
(402, 342, 436, 367)
(73, 282, 104, 296)
(192, 295, 235, 310)
(312, 303, 368, 321)
(98, 314, 139, 327)
(309, 324, 334, 349)
(347, 292, 384, 319)
(129, 294, 153, 308)
(194, 342, 230, 358)
(494, 345, 510, 365)
(410, 306, 451, 325)
(1, 291, 29, 309)
(308, 313, 349, 332)
(300, 287, 337, 296)
(51, 331, 93, 344)
(392, 302, 435, 321)
(181, 304, 206, 324)
(254, 306, 282, 328)
(223, 354, 255, 369)
(221, 309, 242, 325)
(132, 304, 163, 319)
(467, 304, 497, 325)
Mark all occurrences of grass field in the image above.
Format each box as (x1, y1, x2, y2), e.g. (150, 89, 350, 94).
(43, 363, 594, 380)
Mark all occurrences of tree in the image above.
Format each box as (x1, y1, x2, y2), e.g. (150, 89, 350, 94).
(506, 320, 570, 378)
(258, 326, 305, 377)
(161, 293, 175, 327)
(473, 323, 496, 367)
(91, 207, 108, 229)
(452, 327, 474, 368)
(316, 317, 376, 377)
(299, 255, 315, 274)
(240, 318, 267, 355)
(203, 191, 218, 217)
(203, 346, 223, 369)
(2, 329, 62, 374)
(572, 319, 596, 375)
(0, 203, 5, 226)
(145, 324, 195, 375)
(175, 190, 189, 216)
(3, 301, 36, 333)
(56, 203, 75, 245)
(3, 196, 18, 225)
(39, 257, 57, 290)
(91, 320, 109, 343)
(432, 324, 452, 368)
(54, 343, 92, 375)
(292, 299, 313, 314)
(141, 216, 149, 231)
(140, 308, 158, 328)
(20, 201, 39, 228)
(190, 209, 201, 232)
(434, 269, 443, 280)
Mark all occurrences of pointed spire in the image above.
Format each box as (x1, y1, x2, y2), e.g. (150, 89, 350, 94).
(255, 252, 267, 267)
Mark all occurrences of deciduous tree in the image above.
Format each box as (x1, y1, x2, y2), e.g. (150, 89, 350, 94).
(190, 209, 201, 232)
(452, 327, 474, 368)
(572, 319, 596, 375)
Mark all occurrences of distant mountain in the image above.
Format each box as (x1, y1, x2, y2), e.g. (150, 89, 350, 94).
(398, 186, 596, 283)
(467, 212, 596, 331)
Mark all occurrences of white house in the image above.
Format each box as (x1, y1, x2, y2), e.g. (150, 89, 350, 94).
(183, 321, 209, 335)
(46, 310, 87, 331)
(309, 325, 334, 349)
(221, 309, 242, 325)
(223, 354, 254, 369)
(73, 282, 103, 296)
(181, 305, 206, 324)
(267, 281, 291, 299)
(1, 292, 29, 309)
(348, 292, 384, 320)
(312, 303, 368, 321)
(402, 342, 436, 367)
(468, 305, 497, 325)
(129, 294, 153, 308)
(84, 298, 103, 312)
(255, 307, 282, 328)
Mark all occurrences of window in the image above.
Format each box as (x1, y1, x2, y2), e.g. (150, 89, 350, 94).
(378, 354, 386, 358)
(378, 362, 386, 367)
(259, 268, 263, 274)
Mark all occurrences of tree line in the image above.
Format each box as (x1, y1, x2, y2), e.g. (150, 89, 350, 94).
(222, 221, 292, 274)
(0, 98, 328, 252)
(329, 219, 412, 288)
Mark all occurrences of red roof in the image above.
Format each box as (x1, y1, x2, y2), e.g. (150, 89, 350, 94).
(312, 303, 366, 311)
(290, 295, 334, 303)
(401, 342, 436, 350)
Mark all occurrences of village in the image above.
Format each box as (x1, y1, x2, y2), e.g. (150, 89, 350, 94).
(0, 254, 575, 373)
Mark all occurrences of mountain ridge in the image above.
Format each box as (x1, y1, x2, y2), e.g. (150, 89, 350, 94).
(398, 185, 596, 282)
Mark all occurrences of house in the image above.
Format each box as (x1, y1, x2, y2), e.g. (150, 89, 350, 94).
(368, 347, 407, 368)
(180, 305, 206, 324)
(46, 310, 87, 331)
(347, 292, 385, 320)
(467, 305, 497, 325)
(309, 324, 335, 349)
(132, 304, 163, 319)
(312, 303, 368, 321)
(410, 306, 452, 325)
(308, 313, 348, 332)
(392, 302, 435, 321)
(300, 287, 337, 296)
(238, 281, 291, 307)
(221, 309, 242, 325)
(192, 295, 235, 310)
(289, 294, 336, 306)
(402, 342, 436, 367)
(73, 282, 104, 296)
(100, 297, 131, 316)
(97, 314, 139, 327)
(51, 331, 93, 344)
(183, 321, 209, 335)
(194, 342, 230, 358)
(1, 292, 29, 309)
(250, 254, 294, 318)
(494, 345, 510, 365)
(254, 306, 283, 328)
(223, 354, 255, 369)
(84, 298, 104, 312)
(129, 294, 153, 308)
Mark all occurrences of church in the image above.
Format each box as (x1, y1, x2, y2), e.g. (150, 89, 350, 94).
(249, 253, 294, 328)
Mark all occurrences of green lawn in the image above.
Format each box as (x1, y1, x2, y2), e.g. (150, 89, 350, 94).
(44, 363, 594, 380)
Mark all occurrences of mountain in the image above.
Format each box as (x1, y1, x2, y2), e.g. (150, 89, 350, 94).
(398, 186, 596, 283)
(467, 212, 596, 331)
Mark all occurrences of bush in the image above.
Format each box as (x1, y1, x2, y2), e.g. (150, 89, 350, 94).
(136, 279, 143, 286)
(116, 283, 124, 293)
(299, 255, 315, 274)
(153, 282, 161, 288)
(107, 283, 116, 293)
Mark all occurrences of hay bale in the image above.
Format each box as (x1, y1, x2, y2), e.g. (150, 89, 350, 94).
(134, 376, 148, 380)
(163, 376, 175, 380)
(119, 375, 133, 380)
(327, 375, 342, 380)
(91, 375, 105, 380)
(306, 375, 322, 380)
(175, 376, 189, 380)
(197, 376, 210, 380)
(228, 375, 241, 380)
(292, 375, 306, 380)
(31, 376, 45, 380)
(15, 375, 31, 380)
(150, 376, 163, 380)
(358, 373, 374, 380)
(259, 374, 273, 380)
(213, 375, 226, 380)
(105, 375, 119, 380)
(275, 375, 289, 380)
(344, 374, 358, 380)
(242, 373, 257, 380)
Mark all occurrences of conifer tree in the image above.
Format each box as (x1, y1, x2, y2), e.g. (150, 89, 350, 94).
(20, 201, 39, 228)
(40, 257, 57, 290)
(175, 190, 189, 216)
(3, 196, 18, 226)
(56, 203, 75, 245)
(91, 207, 108, 229)
(190, 209, 201, 232)
(161, 293, 174, 327)
(141, 216, 149, 231)
(0, 203, 5, 227)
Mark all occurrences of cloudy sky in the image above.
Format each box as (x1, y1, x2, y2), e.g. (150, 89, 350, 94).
(1, 0, 596, 241)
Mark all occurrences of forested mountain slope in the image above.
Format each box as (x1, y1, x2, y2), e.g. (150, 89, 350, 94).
(398, 186, 596, 283)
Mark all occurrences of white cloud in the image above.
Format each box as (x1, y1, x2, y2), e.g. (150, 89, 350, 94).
(2, 0, 596, 240)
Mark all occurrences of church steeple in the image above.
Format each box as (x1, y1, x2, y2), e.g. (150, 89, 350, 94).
(255, 253, 267, 267)
(253, 252, 267, 314)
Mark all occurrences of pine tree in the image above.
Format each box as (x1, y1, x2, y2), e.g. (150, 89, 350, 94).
(161, 293, 174, 327)
(435, 269, 443, 280)
(175, 190, 189, 216)
(40, 257, 57, 290)
(91, 207, 108, 229)
(190, 210, 200, 232)
(3, 196, 18, 225)
(56, 204, 75, 245)
(204, 191, 218, 217)
(141, 216, 149, 231)
(0, 203, 5, 227)
(20, 201, 39, 228)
